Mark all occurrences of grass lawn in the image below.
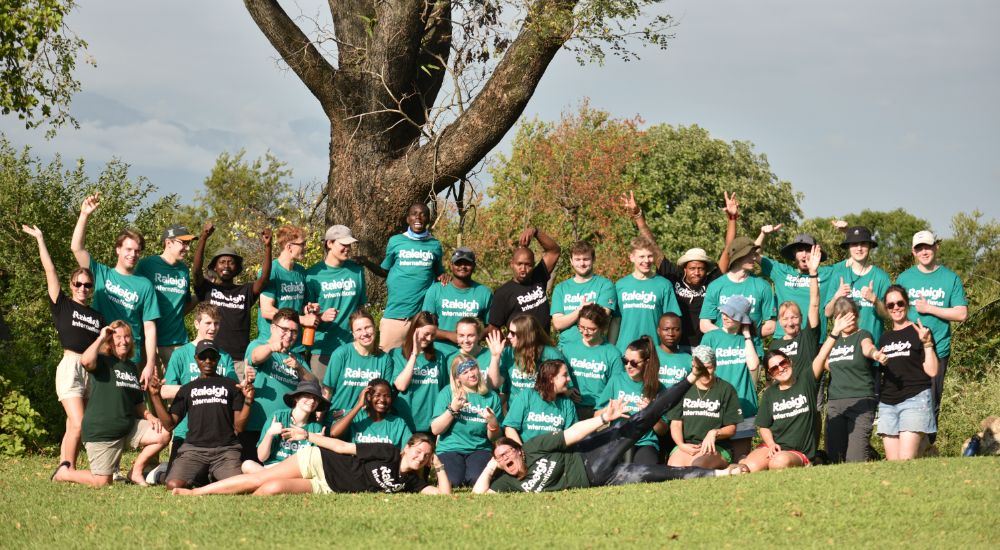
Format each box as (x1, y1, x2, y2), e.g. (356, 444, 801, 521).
(2, 455, 997, 549)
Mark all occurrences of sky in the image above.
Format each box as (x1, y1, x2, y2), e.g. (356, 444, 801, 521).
(2, 0, 997, 237)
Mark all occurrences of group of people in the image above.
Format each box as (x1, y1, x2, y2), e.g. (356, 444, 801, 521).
(29, 188, 966, 495)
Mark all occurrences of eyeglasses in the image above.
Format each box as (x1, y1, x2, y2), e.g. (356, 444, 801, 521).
(495, 448, 518, 461)
(275, 324, 298, 335)
(885, 300, 907, 310)
(578, 325, 598, 334)
(506, 330, 518, 339)
(72, 281, 94, 289)
(289, 241, 306, 248)
(622, 357, 646, 368)
(768, 358, 791, 373)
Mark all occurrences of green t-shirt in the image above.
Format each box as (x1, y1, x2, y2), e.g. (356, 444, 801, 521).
(826, 329, 876, 400)
(434, 385, 504, 453)
(656, 349, 692, 389)
(502, 389, 578, 443)
(305, 260, 367, 358)
(822, 261, 891, 343)
(348, 410, 413, 448)
(81, 355, 144, 442)
(422, 281, 492, 357)
(699, 274, 776, 351)
(163, 342, 238, 439)
(380, 234, 444, 319)
(322, 343, 394, 417)
(560, 340, 621, 408)
(614, 274, 680, 352)
(256, 407, 328, 465)
(135, 255, 191, 346)
(896, 265, 967, 357)
(244, 339, 312, 431)
(597, 373, 662, 449)
(699, 330, 759, 418)
(256, 260, 307, 352)
(489, 431, 590, 492)
(389, 347, 449, 432)
(666, 378, 743, 448)
(89, 259, 161, 362)
(500, 346, 566, 398)
(756, 368, 819, 459)
(767, 327, 820, 381)
(760, 257, 832, 337)
(551, 275, 617, 347)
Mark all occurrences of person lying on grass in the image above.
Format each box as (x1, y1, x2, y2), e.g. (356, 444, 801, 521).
(472, 365, 739, 494)
(51, 322, 170, 487)
(171, 432, 451, 496)
(147, 339, 254, 490)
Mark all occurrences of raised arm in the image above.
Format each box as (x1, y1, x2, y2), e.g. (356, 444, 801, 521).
(191, 222, 214, 289)
(251, 228, 273, 296)
(146, 376, 180, 432)
(235, 380, 254, 432)
(71, 193, 100, 268)
(393, 333, 421, 392)
(563, 399, 626, 447)
(22, 225, 60, 302)
(806, 245, 822, 329)
(485, 331, 506, 391)
(813, 313, 851, 378)
(328, 387, 368, 438)
(81, 326, 113, 371)
(717, 191, 739, 272)
(422, 454, 452, 495)
(520, 227, 560, 274)
(430, 388, 467, 435)
(915, 320, 940, 377)
(285, 355, 316, 382)
(621, 191, 664, 266)
(742, 325, 760, 372)
(754, 223, 783, 249)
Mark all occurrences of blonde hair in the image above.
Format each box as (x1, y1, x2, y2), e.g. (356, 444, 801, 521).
(451, 353, 489, 396)
(100, 320, 135, 360)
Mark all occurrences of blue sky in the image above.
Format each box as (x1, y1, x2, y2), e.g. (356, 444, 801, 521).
(2, 0, 997, 236)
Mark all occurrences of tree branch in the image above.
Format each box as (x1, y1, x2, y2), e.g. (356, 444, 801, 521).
(244, 0, 338, 111)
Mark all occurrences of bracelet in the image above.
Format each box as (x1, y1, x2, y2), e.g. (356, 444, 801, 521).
(727, 213, 739, 221)
(599, 412, 608, 424)
(808, 273, 818, 279)
(923, 343, 934, 348)
(447, 407, 458, 417)
(829, 333, 840, 339)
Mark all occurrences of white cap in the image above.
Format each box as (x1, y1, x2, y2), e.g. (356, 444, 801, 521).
(912, 230, 938, 248)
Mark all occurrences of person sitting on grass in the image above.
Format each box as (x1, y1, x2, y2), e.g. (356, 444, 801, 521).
(665, 346, 742, 470)
(242, 378, 329, 473)
(51, 322, 170, 487)
(502, 360, 578, 444)
(473, 362, 737, 493)
(172, 433, 451, 496)
(328, 378, 412, 448)
(734, 349, 825, 473)
(147, 340, 254, 489)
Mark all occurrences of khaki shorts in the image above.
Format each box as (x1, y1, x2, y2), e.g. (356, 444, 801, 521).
(378, 317, 411, 352)
(83, 419, 151, 476)
(296, 446, 332, 494)
(55, 351, 89, 401)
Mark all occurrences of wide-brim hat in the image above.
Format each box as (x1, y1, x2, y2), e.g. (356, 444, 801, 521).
(283, 378, 330, 411)
(676, 248, 715, 269)
(719, 295, 752, 324)
(208, 247, 245, 276)
(727, 237, 760, 264)
(840, 226, 878, 249)
(780, 234, 828, 262)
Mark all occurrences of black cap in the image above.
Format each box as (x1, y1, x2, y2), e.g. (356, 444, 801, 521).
(195, 339, 220, 358)
(283, 378, 330, 411)
(840, 226, 878, 249)
(780, 234, 827, 262)
(451, 247, 476, 264)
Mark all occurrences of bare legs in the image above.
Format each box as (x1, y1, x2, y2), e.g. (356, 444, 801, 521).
(173, 454, 307, 496)
(59, 397, 86, 467)
(739, 447, 805, 472)
(882, 432, 924, 461)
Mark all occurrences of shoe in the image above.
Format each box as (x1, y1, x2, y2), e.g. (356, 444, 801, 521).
(50, 461, 71, 481)
(145, 463, 169, 485)
(112, 469, 127, 483)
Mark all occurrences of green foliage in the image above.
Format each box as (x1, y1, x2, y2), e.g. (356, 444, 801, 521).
(939, 210, 1000, 278)
(0, 0, 92, 134)
(0, 135, 177, 452)
(631, 124, 802, 262)
(0, 376, 47, 456)
(2, 454, 997, 546)
(841, 209, 931, 278)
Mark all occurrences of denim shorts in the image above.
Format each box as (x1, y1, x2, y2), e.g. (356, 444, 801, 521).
(877, 388, 936, 436)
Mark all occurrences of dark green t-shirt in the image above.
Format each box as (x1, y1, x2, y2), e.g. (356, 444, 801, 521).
(666, 379, 743, 448)
(825, 330, 876, 400)
(81, 355, 144, 442)
(489, 431, 591, 492)
(756, 369, 819, 459)
(767, 326, 820, 381)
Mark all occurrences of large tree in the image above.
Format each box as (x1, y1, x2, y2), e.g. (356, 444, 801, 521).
(242, 0, 672, 262)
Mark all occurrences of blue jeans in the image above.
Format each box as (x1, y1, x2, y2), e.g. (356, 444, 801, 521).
(438, 450, 492, 487)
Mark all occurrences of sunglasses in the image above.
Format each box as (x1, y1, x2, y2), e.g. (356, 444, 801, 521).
(197, 352, 221, 361)
(622, 357, 646, 368)
(885, 300, 907, 310)
(72, 281, 95, 289)
(767, 358, 791, 372)
(506, 330, 518, 338)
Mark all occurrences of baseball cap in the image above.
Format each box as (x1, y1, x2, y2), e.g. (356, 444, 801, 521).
(912, 230, 938, 248)
(451, 247, 476, 264)
(162, 224, 196, 243)
(324, 225, 359, 245)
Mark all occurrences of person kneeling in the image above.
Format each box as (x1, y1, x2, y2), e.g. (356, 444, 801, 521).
(148, 340, 253, 489)
(473, 365, 738, 494)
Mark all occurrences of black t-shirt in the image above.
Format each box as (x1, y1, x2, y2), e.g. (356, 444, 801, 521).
(319, 443, 428, 494)
(877, 325, 932, 405)
(488, 261, 552, 332)
(168, 376, 244, 447)
(49, 292, 105, 353)
(657, 259, 721, 348)
(195, 281, 257, 360)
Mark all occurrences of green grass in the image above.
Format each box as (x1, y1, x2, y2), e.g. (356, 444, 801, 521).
(2, 455, 997, 549)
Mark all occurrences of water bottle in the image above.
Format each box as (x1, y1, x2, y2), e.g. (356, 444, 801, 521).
(963, 435, 981, 457)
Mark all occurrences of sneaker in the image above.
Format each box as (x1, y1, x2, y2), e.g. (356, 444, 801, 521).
(145, 463, 169, 485)
(112, 469, 127, 483)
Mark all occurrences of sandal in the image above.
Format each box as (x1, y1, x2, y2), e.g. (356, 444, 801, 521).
(727, 463, 750, 475)
(50, 460, 71, 482)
